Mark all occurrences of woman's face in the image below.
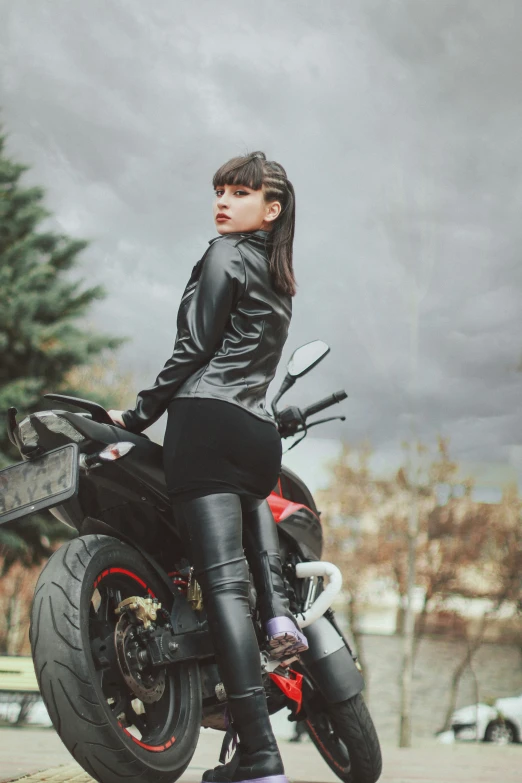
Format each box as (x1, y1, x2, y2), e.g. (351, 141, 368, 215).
(213, 183, 281, 234)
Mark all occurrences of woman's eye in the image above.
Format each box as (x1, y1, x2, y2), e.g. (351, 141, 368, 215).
(235, 190, 248, 196)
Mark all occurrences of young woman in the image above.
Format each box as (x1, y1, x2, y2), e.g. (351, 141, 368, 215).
(108, 151, 308, 783)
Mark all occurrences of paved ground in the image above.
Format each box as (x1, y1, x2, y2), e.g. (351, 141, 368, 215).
(0, 727, 520, 783)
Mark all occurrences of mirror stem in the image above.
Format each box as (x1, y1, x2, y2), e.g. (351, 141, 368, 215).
(271, 374, 296, 416)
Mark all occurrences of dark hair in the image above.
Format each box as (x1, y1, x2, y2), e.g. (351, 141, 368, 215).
(212, 151, 297, 297)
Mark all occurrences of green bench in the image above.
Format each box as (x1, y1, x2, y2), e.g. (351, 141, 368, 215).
(0, 655, 41, 725)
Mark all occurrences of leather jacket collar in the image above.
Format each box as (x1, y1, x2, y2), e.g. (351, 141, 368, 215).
(208, 228, 272, 251)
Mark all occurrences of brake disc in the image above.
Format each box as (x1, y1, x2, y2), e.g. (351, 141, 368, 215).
(114, 613, 165, 704)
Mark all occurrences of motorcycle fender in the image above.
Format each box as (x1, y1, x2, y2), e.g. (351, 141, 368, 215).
(300, 616, 364, 703)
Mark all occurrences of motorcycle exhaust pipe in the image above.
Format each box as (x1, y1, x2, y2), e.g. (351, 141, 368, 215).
(294, 561, 342, 628)
(294, 561, 365, 703)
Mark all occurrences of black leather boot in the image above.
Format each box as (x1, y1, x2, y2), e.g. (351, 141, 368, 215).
(243, 500, 308, 658)
(204, 746, 240, 783)
(202, 690, 287, 783)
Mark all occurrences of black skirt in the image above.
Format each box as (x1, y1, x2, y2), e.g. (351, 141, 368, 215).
(163, 398, 282, 502)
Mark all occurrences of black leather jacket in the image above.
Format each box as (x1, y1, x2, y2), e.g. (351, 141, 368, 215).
(121, 229, 292, 433)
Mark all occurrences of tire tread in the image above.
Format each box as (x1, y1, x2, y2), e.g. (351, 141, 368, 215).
(30, 534, 201, 783)
(327, 694, 382, 783)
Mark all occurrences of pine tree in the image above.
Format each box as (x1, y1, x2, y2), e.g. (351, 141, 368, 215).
(0, 130, 129, 573)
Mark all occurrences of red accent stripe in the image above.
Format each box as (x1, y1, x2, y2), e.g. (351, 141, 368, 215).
(306, 720, 348, 773)
(93, 568, 110, 589)
(109, 568, 147, 588)
(93, 568, 156, 598)
(168, 571, 189, 586)
(122, 727, 176, 751)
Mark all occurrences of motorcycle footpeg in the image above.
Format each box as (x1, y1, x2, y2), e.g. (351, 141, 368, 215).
(277, 654, 299, 668)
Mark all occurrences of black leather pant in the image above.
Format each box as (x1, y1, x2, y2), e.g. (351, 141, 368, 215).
(171, 492, 275, 701)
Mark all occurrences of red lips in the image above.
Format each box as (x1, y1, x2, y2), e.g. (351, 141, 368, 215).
(216, 213, 230, 220)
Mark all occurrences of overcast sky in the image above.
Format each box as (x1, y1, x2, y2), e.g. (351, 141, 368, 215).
(2, 0, 522, 490)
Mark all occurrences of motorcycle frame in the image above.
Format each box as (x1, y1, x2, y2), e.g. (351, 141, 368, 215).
(3, 405, 364, 706)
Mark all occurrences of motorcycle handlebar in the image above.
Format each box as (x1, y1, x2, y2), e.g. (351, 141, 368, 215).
(301, 390, 348, 420)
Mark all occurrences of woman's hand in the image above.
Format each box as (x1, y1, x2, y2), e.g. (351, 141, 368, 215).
(108, 410, 127, 428)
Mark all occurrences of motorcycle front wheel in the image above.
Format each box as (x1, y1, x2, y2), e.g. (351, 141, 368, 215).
(306, 693, 382, 783)
(30, 534, 202, 783)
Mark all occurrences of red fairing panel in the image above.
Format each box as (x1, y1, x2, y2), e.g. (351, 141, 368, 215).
(267, 492, 309, 523)
(269, 670, 303, 713)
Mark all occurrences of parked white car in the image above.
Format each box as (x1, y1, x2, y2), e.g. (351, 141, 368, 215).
(451, 694, 522, 744)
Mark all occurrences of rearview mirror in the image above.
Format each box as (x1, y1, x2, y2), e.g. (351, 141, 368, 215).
(287, 340, 330, 379)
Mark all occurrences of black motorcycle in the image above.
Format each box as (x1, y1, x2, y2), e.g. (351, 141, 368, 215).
(1, 340, 382, 783)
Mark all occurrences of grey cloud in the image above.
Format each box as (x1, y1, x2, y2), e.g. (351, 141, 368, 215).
(2, 0, 522, 476)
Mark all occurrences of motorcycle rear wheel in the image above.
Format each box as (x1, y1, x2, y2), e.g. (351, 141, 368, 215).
(306, 694, 382, 783)
(29, 534, 202, 783)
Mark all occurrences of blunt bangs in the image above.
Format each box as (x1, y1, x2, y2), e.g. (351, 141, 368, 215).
(212, 156, 264, 191)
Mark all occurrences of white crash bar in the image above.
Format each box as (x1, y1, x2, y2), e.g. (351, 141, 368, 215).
(294, 561, 343, 628)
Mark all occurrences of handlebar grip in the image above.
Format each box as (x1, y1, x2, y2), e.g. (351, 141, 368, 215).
(302, 390, 348, 419)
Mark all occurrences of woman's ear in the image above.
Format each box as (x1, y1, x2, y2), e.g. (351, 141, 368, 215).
(264, 200, 282, 223)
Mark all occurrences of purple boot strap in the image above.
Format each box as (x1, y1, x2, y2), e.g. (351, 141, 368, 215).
(234, 777, 288, 783)
(266, 616, 308, 658)
(201, 777, 288, 783)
